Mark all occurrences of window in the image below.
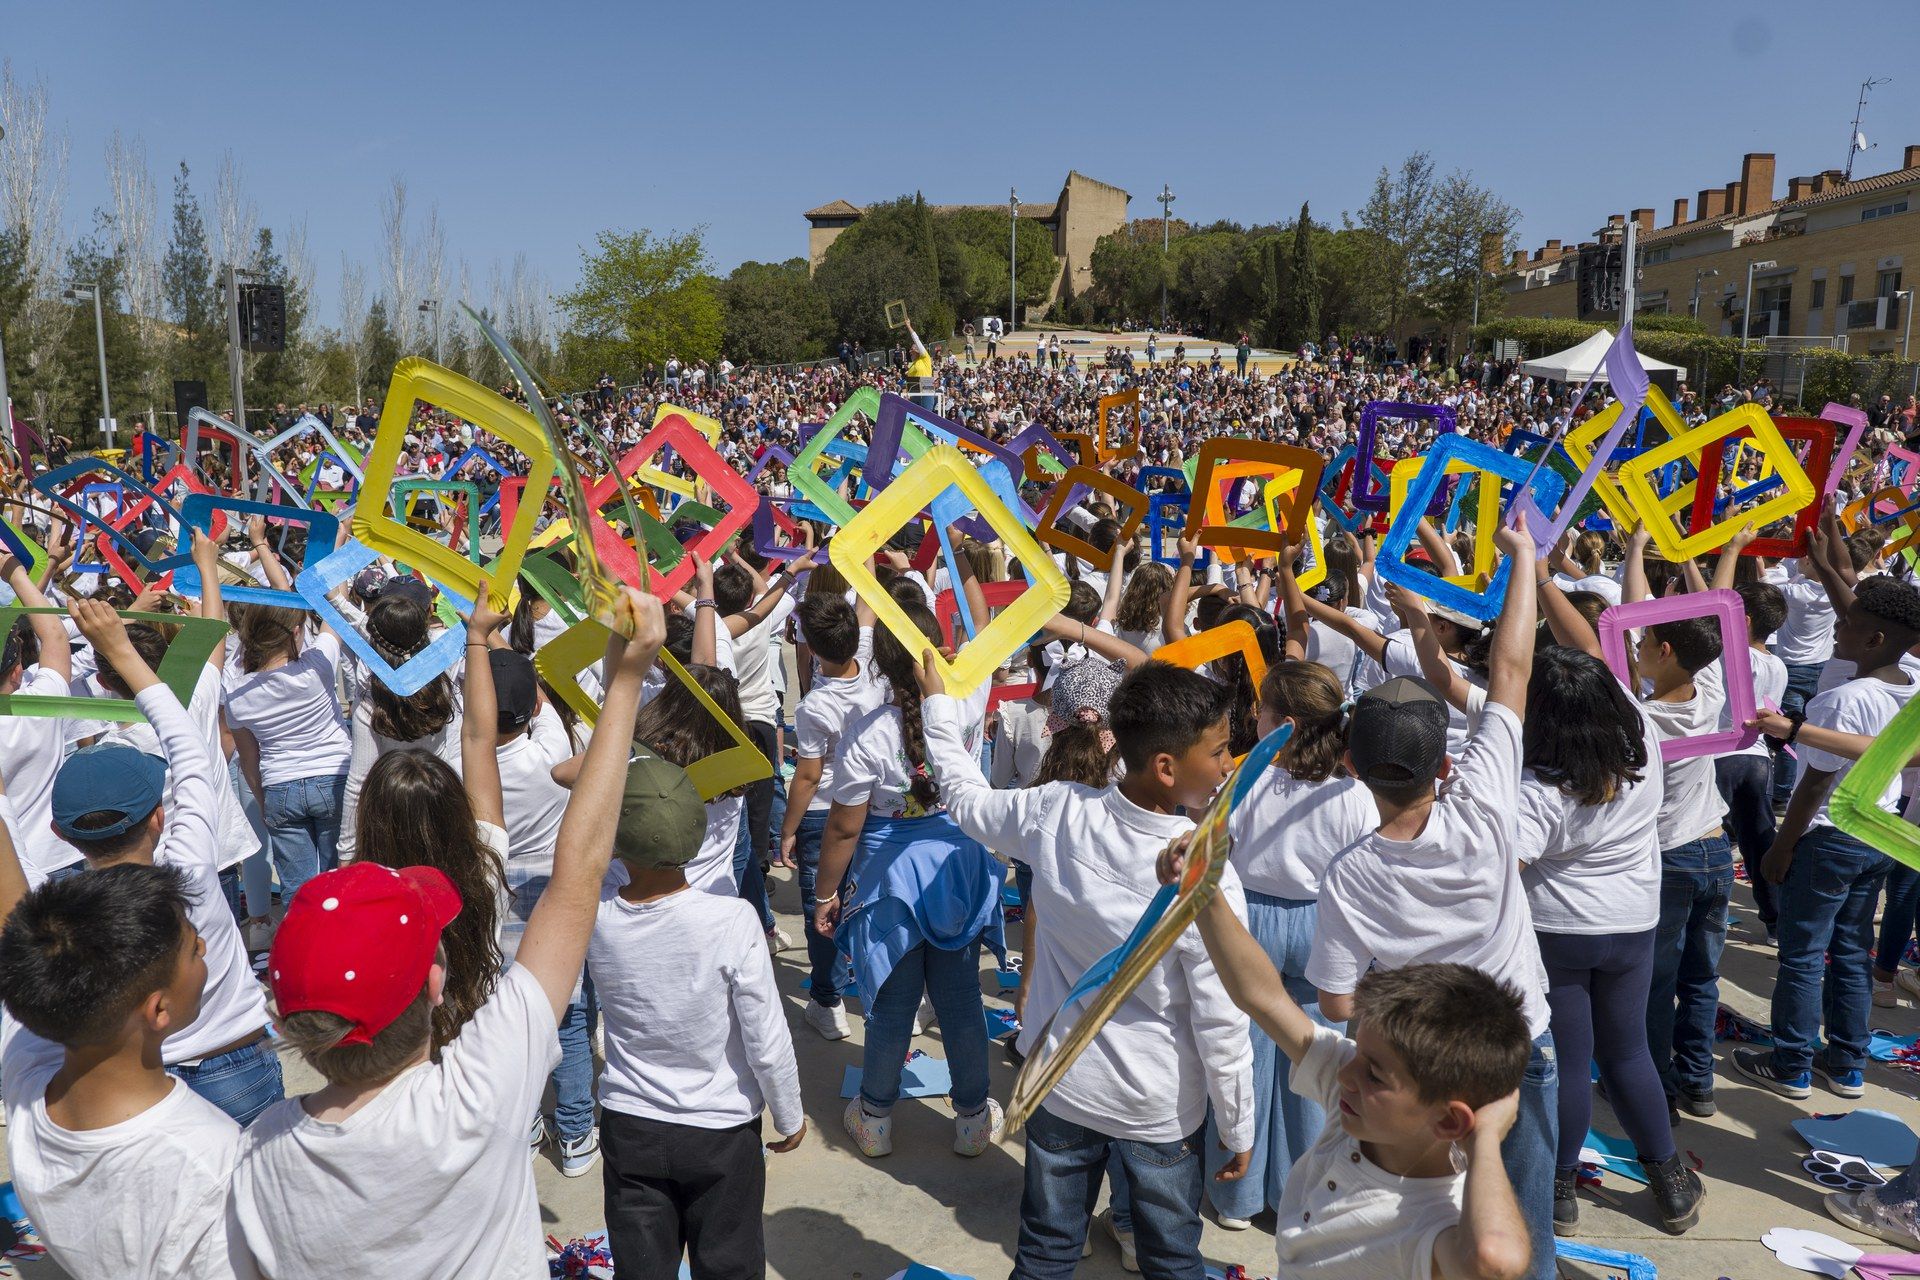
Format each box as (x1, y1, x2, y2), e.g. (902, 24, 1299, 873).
(1810, 278, 1827, 310)
(1840, 275, 1856, 306)
(1879, 269, 1904, 298)
(1863, 200, 1910, 221)
(1644, 247, 1672, 265)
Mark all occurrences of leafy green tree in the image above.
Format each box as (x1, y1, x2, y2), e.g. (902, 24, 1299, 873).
(362, 297, 400, 397)
(718, 258, 833, 364)
(1283, 202, 1321, 347)
(160, 162, 224, 394)
(1087, 232, 1166, 324)
(936, 209, 1054, 326)
(555, 228, 723, 385)
(1418, 171, 1518, 346)
(1353, 151, 1437, 335)
(814, 197, 946, 347)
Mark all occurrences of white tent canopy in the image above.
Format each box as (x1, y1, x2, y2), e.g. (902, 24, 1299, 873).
(1518, 328, 1688, 384)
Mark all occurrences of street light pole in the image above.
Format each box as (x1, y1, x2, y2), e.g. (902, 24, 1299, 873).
(63, 284, 112, 448)
(1690, 268, 1719, 319)
(418, 299, 443, 363)
(1158, 183, 1176, 334)
(1740, 259, 1777, 387)
(1899, 289, 1914, 360)
(225, 265, 249, 429)
(1008, 188, 1019, 336)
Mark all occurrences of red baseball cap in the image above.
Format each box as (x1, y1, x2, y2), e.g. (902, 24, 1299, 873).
(268, 862, 462, 1045)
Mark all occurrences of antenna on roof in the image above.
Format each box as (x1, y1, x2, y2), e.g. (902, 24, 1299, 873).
(1845, 76, 1891, 181)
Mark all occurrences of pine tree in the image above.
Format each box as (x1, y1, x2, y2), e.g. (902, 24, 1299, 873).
(1285, 201, 1321, 347)
(362, 297, 400, 398)
(160, 162, 223, 387)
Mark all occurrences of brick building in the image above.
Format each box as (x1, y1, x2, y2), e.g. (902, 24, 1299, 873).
(803, 171, 1130, 308)
(1492, 148, 1919, 355)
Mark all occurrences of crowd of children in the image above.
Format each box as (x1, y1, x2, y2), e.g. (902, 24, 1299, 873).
(1, 436, 1920, 1280)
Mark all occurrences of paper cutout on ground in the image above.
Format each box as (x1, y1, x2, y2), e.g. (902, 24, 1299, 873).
(1552, 1240, 1658, 1280)
(1007, 723, 1292, 1129)
(840, 1052, 951, 1099)
(1578, 1127, 1650, 1184)
(1762, 1226, 1920, 1280)
(1792, 1110, 1920, 1168)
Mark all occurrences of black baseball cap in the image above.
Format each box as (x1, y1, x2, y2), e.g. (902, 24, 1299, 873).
(490, 649, 538, 732)
(1347, 676, 1449, 790)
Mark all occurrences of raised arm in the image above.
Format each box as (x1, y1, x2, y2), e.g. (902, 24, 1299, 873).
(514, 590, 664, 1023)
(1711, 523, 1757, 592)
(1275, 536, 1310, 661)
(1485, 516, 1540, 714)
(189, 529, 227, 670)
(1621, 521, 1652, 605)
(1099, 538, 1126, 624)
(1164, 538, 1198, 642)
(462, 577, 508, 830)
(1299, 589, 1391, 666)
(1390, 584, 1476, 712)
(247, 515, 295, 595)
(690, 554, 718, 668)
(1536, 569, 1603, 660)
(918, 656, 1051, 856)
(1039, 613, 1148, 669)
(3, 553, 70, 684)
(1431, 1093, 1530, 1280)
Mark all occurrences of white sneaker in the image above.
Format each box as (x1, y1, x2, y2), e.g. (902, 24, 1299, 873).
(1874, 980, 1900, 1008)
(559, 1126, 600, 1178)
(843, 1097, 892, 1157)
(1898, 969, 1920, 1001)
(1100, 1208, 1140, 1273)
(804, 998, 851, 1041)
(243, 915, 275, 954)
(1214, 1212, 1253, 1230)
(953, 1099, 1004, 1156)
(916, 995, 939, 1034)
(528, 1113, 550, 1151)
(766, 927, 795, 953)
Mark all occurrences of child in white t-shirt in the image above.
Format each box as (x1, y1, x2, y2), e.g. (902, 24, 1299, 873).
(1167, 841, 1532, 1280)
(230, 589, 664, 1279)
(0, 736, 256, 1279)
(1705, 571, 1789, 942)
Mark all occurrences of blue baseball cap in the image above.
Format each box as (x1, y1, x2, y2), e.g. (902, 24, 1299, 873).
(52, 745, 168, 841)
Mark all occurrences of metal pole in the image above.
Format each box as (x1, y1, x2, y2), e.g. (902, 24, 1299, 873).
(1008, 188, 1019, 337)
(1741, 262, 1756, 387)
(89, 286, 112, 448)
(1902, 290, 1914, 360)
(1620, 219, 1637, 323)
(1158, 183, 1175, 335)
(0, 308, 11, 454)
(225, 265, 246, 430)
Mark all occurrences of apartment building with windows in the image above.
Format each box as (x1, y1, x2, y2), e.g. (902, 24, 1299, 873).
(1491, 148, 1919, 354)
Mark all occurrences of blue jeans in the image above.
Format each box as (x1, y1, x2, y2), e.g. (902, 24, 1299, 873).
(1772, 662, 1824, 804)
(1503, 1032, 1559, 1280)
(172, 1036, 284, 1126)
(1878, 859, 1920, 975)
(262, 773, 347, 900)
(1717, 754, 1777, 926)
(860, 940, 988, 1114)
(1772, 824, 1892, 1076)
(1204, 892, 1339, 1219)
(794, 810, 850, 1006)
(552, 989, 597, 1141)
(1014, 1105, 1204, 1280)
(1649, 835, 1734, 1099)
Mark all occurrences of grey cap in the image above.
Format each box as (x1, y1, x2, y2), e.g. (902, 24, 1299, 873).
(1347, 676, 1450, 789)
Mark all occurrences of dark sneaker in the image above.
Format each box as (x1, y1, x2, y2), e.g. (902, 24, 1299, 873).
(1675, 1089, 1717, 1118)
(1641, 1153, 1705, 1234)
(1813, 1059, 1866, 1099)
(1553, 1168, 1579, 1236)
(1732, 1046, 1811, 1099)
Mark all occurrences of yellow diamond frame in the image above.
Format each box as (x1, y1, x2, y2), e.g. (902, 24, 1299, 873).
(829, 444, 1069, 699)
(1617, 405, 1815, 561)
(1387, 457, 1498, 587)
(1563, 385, 1690, 528)
(353, 358, 555, 609)
(533, 619, 771, 801)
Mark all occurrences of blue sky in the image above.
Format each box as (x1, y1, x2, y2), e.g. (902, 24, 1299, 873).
(8, 0, 1918, 326)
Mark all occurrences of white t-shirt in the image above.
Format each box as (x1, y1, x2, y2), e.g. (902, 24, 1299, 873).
(1696, 647, 1788, 762)
(1798, 673, 1920, 828)
(2, 1019, 257, 1279)
(231, 965, 560, 1280)
(1309, 704, 1552, 1038)
(1513, 711, 1664, 935)
(730, 593, 795, 726)
(222, 633, 351, 787)
(831, 682, 991, 819)
(496, 705, 575, 964)
(102, 664, 259, 873)
(1639, 693, 1728, 849)
(791, 629, 886, 813)
(1228, 770, 1376, 901)
(684, 795, 744, 896)
(0, 666, 80, 881)
(1271, 1026, 1464, 1280)
(1772, 567, 1835, 667)
(990, 698, 1052, 790)
(590, 885, 802, 1135)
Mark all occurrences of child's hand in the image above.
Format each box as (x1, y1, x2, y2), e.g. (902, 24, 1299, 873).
(1214, 1144, 1251, 1182)
(766, 1120, 807, 1154)
(914, 647, 947, 697)
(1469, 1089, 1520, 1147)
(190, 526, 219, 576)
(70, 597, 134, 665)
(1156, 832, 1193, 886)
(812, 892, 841, 939)
(607, 587, 665, 674)
(775, 831, 796, 868)
(1491, 507, 1533, 561)
(1626, 519, 1650, 551)
(1729, 520, 1758, 552)
(1745, 710, 1793, 740)
(1177, 535, 1198, 565)
(1761, 839, 1794, 885)
(467, 576, 511, 638)
(246, 514, 269, 550)
(693, 552, 714, 594)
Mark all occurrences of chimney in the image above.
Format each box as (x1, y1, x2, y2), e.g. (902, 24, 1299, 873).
(1822, 168, 1846, 192)
(1509, 249, 1527, 269)
(1788, 176, 1815, 201)
(1699, 188, 1727, 219)
(1723, 182, 1743, 216)
(1672, 197, 1690, 225)
(1631, 208, 1655, 235)
(1739, 153, 1776, 213)
(1545, 239, 1562, 258)
(1905, 144, 1920, 170)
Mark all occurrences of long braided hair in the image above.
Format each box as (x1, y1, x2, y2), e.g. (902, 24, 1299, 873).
(365, 596, 456, 742)
(869, 599, 943, 813)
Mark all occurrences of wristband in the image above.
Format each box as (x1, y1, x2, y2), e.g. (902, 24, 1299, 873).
(693, 598, 718, 610)
(1784, 710, 1806, 747)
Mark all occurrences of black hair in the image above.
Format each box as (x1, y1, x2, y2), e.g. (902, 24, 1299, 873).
(797, 594, 859, 665)
(1062, 580, 1101, 624)
(868, 602, 943, 812)
(90, 623, 171, 697)
(663, 613, 696, 665)
(1213, 602, 1281, 755)
(1521, 648, 1648, 806)
(1108, 661, 1233, 774)
(1735, 580, 1787, 643)
(1853, 575, 1920, 639)
(366, 597, 457, 740)
(0, 863, 193, 1046)
(0, 617, 37, 683)
(1647, 614, 1723, 674)
(712, 563, 753, 616)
